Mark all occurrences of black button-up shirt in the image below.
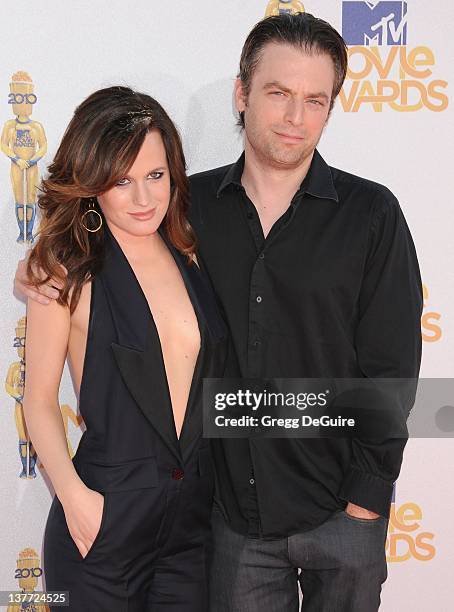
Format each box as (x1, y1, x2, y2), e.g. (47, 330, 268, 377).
(189, 149, 422, 538)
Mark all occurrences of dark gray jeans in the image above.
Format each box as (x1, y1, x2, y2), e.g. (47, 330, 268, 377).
(209, 505, 388, 612)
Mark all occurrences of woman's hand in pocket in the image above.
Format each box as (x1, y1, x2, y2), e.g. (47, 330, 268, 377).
(59, 484, 105, 558)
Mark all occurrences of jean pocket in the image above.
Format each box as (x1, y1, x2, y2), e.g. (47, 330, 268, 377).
(341, 510, 384, 524)
(80, 492, 110, 562)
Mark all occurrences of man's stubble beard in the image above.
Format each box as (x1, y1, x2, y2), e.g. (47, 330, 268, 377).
(264, 137, 311, 168)
(245, 120, 318, 170)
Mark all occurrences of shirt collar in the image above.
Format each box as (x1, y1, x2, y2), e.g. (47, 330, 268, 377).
(216, 152, 245, 197)
(216, 148, 339, 204)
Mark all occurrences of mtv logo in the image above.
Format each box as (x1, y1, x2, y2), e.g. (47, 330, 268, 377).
(342, 1, 407, 46)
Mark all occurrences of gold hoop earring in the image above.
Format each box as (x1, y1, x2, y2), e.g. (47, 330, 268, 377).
(81, 199, 103, 233)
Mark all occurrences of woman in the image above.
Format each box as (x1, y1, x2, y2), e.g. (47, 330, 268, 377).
(22, 86, 229, 611)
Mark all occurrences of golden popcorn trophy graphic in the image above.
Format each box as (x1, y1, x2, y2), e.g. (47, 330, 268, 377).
(7, 548, 49, 612)
(265, 0, 305, 16)
(5, 317, 37, 479)
(1, 71, 47, 244)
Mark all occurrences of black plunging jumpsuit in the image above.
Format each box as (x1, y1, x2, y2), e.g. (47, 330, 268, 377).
(43, 227, 229, 611)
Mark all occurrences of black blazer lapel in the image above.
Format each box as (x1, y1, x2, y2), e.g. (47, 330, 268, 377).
(101, 228, 181, 462)
(100, 225, 226, 465)
(111, 334, 181, 463)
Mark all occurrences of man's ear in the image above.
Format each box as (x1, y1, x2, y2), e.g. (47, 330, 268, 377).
(234, 78, 247, 113)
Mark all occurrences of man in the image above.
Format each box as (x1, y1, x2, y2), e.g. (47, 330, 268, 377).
(16, 12, 422, 612)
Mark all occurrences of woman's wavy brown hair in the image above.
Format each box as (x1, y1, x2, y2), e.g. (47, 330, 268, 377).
(27, 86, 195, 313)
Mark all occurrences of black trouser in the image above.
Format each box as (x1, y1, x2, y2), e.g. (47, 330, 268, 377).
(44, 476, 211, 611)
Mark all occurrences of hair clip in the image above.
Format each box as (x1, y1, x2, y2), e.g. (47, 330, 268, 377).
(116, 108, 153, 131)
(126, 108, 153, 119)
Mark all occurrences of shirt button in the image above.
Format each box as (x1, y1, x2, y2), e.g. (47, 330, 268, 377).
(172, 468, 184, 480)
(259, 252, 265, 259)
(253, 339, 261, 347)
(256, 296, 262, 303)
(249, 478, 255, 485)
